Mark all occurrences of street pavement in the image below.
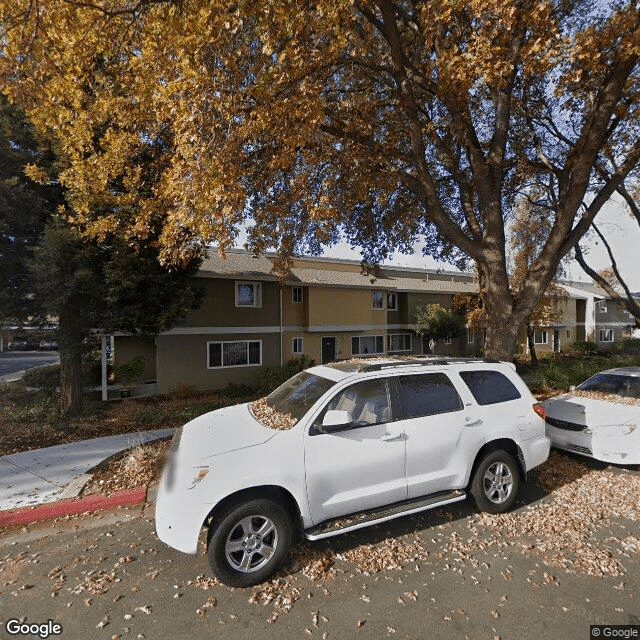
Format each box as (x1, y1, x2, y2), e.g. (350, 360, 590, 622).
(0, 351, 59, 382)
(0, 496, 637, 640)
(0, 430, 175, 511)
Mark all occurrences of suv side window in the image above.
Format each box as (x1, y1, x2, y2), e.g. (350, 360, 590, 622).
(314, 378, 392, 429)
(398, 373, 462, 418)
(459, 370, 521, 405)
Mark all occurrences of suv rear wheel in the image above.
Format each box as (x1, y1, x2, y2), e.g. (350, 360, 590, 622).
(207, 497, 292, 587)
(470, 450, 520, 514)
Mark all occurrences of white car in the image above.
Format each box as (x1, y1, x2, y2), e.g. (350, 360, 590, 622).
(542, 367, 640, 465)
(156, 357, 550, 586)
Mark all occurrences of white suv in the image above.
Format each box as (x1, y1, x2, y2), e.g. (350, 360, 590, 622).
(156, 357, 550, 586)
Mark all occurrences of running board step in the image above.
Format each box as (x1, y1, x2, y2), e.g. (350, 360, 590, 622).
(304, 490, 466, 541)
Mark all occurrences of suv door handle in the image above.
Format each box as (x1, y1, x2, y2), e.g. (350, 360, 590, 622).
(381, 432, 405, 442)
(465, 418, 483, 427)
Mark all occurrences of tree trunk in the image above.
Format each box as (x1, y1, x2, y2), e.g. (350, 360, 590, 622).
(58, 310, 84, 416)
(526, 323, 538, 367)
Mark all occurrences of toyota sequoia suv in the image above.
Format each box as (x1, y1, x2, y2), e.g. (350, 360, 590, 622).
(156, 357, 550, 586)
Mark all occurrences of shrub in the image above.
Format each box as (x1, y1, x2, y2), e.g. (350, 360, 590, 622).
(257, 355, 316, 393)
(610, 337, 640, 356)
(570, 340, 598, 356)
(223, 382, 257, 400)
(116, 355, 146, 388)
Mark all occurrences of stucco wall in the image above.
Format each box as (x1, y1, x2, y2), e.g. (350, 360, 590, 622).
(307, 287, 388, 326)
(113, 336, 157, 381)
(156, 332, 280, 394)
(183, 278, 280, 328)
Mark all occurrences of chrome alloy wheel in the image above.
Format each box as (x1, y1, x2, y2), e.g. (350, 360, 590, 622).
(483, 462, 514, 504)
(224, 515, 278, 573)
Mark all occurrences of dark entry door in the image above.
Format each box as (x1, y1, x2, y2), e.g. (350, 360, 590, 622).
(321, 337, 337, 364)
(553, 330, 560, 352)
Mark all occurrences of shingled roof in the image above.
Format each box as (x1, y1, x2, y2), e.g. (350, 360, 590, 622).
(198, 250, 479, 294)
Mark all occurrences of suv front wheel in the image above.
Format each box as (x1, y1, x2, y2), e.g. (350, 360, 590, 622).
(470, 450, 520, 514)
(207, 497, 293, 587)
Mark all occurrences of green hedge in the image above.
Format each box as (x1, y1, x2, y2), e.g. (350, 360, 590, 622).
(257, 355, 316, 394)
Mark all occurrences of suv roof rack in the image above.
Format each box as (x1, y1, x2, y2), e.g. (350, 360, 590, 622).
(357, 356, 490, 372)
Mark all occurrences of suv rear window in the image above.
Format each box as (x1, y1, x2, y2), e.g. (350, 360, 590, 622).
(399, 373, 462, 418)
(460, 370, 521, 405)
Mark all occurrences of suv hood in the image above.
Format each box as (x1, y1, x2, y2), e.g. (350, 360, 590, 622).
(178, 403, 277, 460)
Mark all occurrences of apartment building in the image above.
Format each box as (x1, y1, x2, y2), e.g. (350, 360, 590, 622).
(110, 251, 632, 395)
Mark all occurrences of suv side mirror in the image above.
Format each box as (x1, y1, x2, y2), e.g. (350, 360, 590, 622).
(319, 410, 352, 433)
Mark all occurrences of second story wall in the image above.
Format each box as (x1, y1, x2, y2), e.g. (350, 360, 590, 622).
(182, 278, 280, 328)
(307, 287, 388, 327)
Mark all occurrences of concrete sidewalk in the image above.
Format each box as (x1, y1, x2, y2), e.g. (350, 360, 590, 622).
(0, 429, 174, 511)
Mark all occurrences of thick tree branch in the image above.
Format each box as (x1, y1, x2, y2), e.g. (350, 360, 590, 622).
(574, 232, 640, 319)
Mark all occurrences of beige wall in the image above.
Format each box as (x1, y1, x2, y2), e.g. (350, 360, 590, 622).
(156, 332, 280, 394)
(307, 287, 388, 326)
(113, 336, 157, 381)
(282, 285, 306, 327)
(184, 279, 280, 327)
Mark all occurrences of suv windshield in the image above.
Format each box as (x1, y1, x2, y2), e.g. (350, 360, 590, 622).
(578, 373, 640, 399)
(265, 371, 336, 422)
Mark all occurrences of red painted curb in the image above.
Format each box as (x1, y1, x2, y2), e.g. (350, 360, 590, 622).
(0, 486, 148, 527)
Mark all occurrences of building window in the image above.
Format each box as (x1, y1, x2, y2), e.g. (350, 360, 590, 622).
(467, 332, 474, 344)
(235, 281, 262, 308)
(534, 331, 548, 345)
(599, 329, 614, 343)
(352, 335, 384, 355)
(566, 329, 571, 339)
(292, 287, 303, 304)
(388, 333, 411, 352)
(292, 337, 303, 354)
(598, 302, 608, 314)
(444, 337, 452, 345)
(372, 290, 385, 309)
(387, 292, 398, 311)
(208, 340, 262, 368)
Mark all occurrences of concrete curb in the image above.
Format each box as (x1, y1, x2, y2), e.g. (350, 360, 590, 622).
(0, 486, 148, 527)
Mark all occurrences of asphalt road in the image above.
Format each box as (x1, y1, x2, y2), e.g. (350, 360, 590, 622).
(0, 351, 59, 379)
(0, 476, 637, 640)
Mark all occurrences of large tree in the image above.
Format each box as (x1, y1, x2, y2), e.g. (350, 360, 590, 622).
(2, 0, 640, 359)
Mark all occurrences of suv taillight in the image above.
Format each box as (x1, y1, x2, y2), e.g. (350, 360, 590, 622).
(532, 403, 546, 420)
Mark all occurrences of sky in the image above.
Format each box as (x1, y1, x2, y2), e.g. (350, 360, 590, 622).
(298, 198, 640, 290)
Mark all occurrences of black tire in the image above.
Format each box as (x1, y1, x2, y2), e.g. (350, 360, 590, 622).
(470, 450, 520, 514)
(207, 498, 292, 587)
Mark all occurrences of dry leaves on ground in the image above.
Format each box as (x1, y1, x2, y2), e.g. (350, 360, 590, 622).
(569, 390, 640, 406)
(83, 440, 170, 496)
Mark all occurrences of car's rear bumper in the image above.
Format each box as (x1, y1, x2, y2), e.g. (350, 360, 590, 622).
(520, 435, 551, 471)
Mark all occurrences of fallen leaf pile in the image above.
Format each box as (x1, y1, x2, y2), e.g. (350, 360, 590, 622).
(84, 440, 170, 496)
(446, 452, 640, 577)
(250, 397, 297, 430)
(338, 537, 427, 573)
(569, 389, 640, 406)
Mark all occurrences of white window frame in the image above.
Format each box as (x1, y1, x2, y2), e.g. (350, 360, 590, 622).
(292, 286, 303, 304)
(372, 290, 385, 310)
(566, 329, 571, 339)
(386, 292, 398, 311)
(292, 337, 304, 354)
(534, 331, 548, 345)
(235, 281, 262, 308)
(467, 332, 475, 344)
(597, 301, 608, 314)
(352, 335, 385, 356)
(599, 329, 614, 343)
(207, 340, 262, 369)
(388, 333, 412, 352)
(444, 337, 452, 345)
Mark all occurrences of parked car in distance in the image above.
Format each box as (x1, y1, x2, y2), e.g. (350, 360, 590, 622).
(8, 339, 28, 350)
(38, 340, 58, 350)
(156, 357, 550, 587)
(543, 367, 640, 465)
